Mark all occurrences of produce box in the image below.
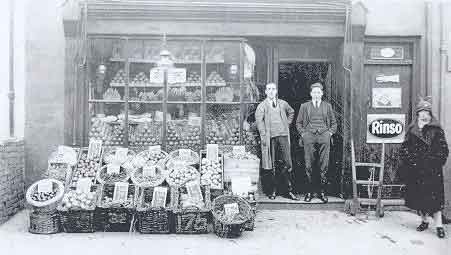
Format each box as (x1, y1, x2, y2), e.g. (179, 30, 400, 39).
(45, 146, 79, 187)
(57, 189, 98, 233)
(223, 152, 260, 186)
(172, 185, 212, 234)
(166, 120, 201, 152)
(95, 183, 136, 232)
(70, 147, 103, 189)
(136, 186, 172, 234)
(199, 150, 224, 190)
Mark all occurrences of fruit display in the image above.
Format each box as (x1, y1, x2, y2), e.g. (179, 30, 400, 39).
(110, 69, 126, 86)
(168, 87, 187, 101)
(71, 152, 101, 187)
(131, 163, 167, 187)
(103, 88, 122, 101)
(166, 121, 201, 151)
(132, 150, 168, 169)
(225, 151, 259, 161)
(215, 87, 234, 102)
(97, 165, 129, 184)
(200, 157, 223, 189)
(165, 149, 200, 168)
(166, 165, 200, 187)
(100, 195, 134, 208)
(206, 111, 240, 145)
(206, 71, 226, 86)
(206, 46, 225, 62)
(243, 130, 260, 146)
(89, 117, 125, 146)
(31, 191, 57, 202)
(48, 146, 78, 166)
(104, 124, 125, 146)
(130, 72, 150, 87)
(129, 121, 162, 146)
(186, 71, 201, 86)
(103, 148, 135, 165)
(59, 190, 96, 210)
(184, 89, 201, 101)
(136, 89, 163, 101)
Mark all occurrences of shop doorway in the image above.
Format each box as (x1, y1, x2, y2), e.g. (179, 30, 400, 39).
(278, 62, 343, 196)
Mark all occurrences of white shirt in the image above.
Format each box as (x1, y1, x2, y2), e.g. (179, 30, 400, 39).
(312, 99, 322, 108)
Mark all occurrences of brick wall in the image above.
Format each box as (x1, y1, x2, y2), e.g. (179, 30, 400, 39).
(0, 139, 25, 224)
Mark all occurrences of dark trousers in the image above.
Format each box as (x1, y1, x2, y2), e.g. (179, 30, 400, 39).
(302, 132, 331, 193)
(269, 136, 294, 194)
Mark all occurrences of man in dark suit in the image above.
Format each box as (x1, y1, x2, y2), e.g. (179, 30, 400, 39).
(296, 82, 337, 203)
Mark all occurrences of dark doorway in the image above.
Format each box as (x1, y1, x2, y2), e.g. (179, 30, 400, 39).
(278, 62, 342, 196)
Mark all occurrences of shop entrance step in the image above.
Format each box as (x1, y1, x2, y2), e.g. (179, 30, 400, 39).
(257, 195, 345, 211)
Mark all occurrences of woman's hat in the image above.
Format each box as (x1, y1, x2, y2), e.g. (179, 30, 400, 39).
(416, 97, 432, 113)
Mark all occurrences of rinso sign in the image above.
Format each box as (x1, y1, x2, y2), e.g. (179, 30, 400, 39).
(367, 114, 405, 143)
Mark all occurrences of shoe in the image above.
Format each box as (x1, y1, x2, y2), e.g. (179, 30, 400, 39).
(287, 192, 300, 201)
(416, 222, 429, 232)
(319, 192, 328, 203)
(437, 227, 445, 238)
(269, 192, 276, 200)
(304, 193, 313, 202)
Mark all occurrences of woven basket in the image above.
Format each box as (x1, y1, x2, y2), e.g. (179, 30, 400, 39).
(136, 187, 172, 234)
(165, 149, 200, 168)
(165, 165, 200, 187)
(102, 147, 136, 165)
(70, 147, 102, 189)
(96, 165, 130, 184)
(212, 195, 253, 238)
(57, 190, 98, 233)
(26, 179, 65, 234)
(96, 184, 136, 232)
(131, 165, 168, 188)
(132, 149, 168, 169)
(173, 186, 212, 234)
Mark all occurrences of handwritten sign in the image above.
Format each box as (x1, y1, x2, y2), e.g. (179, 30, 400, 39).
(149, 68, 164, 84)
(38, 180, 53, 193)
(87, 139, 102, 160)
(206, 144, 219, 162)
(167, 68, 186, 84)
(76, 178, 92, 193)
(113, 182, 129, 201)
(151, 187, 168, 208)
(186, 181, 203, 203)
(107, 164, 120, 175)
(232, 146, 246, 155)
(115, 148, 129, 163)
(224, 203, 239, 217)
(143, 164, 156, 177)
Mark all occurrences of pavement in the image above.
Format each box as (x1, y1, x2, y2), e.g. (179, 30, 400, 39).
(0, 210, 449, 255)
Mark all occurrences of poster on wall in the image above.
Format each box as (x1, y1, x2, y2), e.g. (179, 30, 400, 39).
(375, 74, 400, 84)
(372, 87, 402, 108)
(367, 114, 406, 144)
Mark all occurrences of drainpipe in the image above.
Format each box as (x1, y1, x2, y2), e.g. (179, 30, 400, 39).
(439, 1, 447, 122)
(9, 0, 15, 138)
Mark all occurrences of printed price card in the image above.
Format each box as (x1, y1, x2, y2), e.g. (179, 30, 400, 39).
(76, 178, 92, 193)
(151, 187, 168, 208)
(38, 180, 53, 193)
(186, 180, 203, 203)
(232, 146, 246, 155)
(143, 164, 156, 177)
(107, 164, 121, 175)
(87, 139, 102, 160)
(113, 182, 129, 201)
(206, 144, 219, 161)
(224, 203, 239, 217)
(115, 148, 129, 163)
(167, 68, 187, 84)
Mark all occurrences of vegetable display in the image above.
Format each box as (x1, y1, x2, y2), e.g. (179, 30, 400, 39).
(166, 165, 200, 187)
(200, 158, 223, 189)
(31, 191, 57, 202)
(60, 190, 96, 210)
(71, 152, 100, 187)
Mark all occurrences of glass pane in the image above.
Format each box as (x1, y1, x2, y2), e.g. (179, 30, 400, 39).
(205, 41, 241, 102)
(88, 38, 126, 102)
(88, 102, 126, 147)
(242, 43, 263, 103)
(206, 104, 241, 147)
(166, 104, 202, 152)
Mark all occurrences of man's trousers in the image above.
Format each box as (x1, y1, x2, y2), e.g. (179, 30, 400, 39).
(302, 132, 331, 193)
(269, 135, 294, 194)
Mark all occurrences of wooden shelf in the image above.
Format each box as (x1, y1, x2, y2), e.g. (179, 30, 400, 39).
(206, 101, 240, 105)
(168, 83, 202, 87)
(110, 83, 163, 88)
(88, 99, 125, 103)
(128, 100, 163, 104)
(167, 101, 202, 104)
(110, 57, 224, 64)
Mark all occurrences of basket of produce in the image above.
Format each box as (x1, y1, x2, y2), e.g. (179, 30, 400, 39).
(132, 149, 168, 169)
(212, 195, 253, 238)
(45, 146, 79, 184)
(96, 164, 130, 184)
(131, 162, 168, 188)
(102, 147, 136, 166)
(96, 183, 136, 232)
(70, 148, 102, 189)
(166, 165, 200, 187)
(165, 149, 200, 169)
(26, 178, 65, 234)
(172, 184, 212, 234)
(136, 186, 172, 234)
(223, 151, 260, 192)
(57, 189, 98, 233)
(199, 151, 224, 190)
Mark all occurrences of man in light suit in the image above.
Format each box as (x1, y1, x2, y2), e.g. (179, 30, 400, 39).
(256, 83, 299, 200)
(296, 82, 337, 203)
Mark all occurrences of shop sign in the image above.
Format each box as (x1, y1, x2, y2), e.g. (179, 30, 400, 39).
(375, 74, 400, 83)
(167, 68, 187, 84)
(367, 114, 405, 143)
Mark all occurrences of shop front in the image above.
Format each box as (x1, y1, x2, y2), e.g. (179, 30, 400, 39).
(62, 0, 374, 199)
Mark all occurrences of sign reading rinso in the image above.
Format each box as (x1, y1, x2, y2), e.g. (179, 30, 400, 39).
(367, 114, 405, 143)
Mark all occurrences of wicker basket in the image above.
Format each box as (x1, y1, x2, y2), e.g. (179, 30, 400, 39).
(26, 179, 65, 234)
(199, 150, 224, 190)
(131, 149, 168, 169)
(96, 183, 136, 232)
(166, 165, 200, 187)
(212, 195, 253, 238)
(57, 189, 98, 233)
(96, 165, 130, 185)
(102, 147, 136, 174)
(70, 147, 102, 189)
(173, 186, 212, 234)
(131, 164, 168, 188)
(45, 147, 80, 186)
(136, 186, 172, 234)
(165, 149, 200, 168)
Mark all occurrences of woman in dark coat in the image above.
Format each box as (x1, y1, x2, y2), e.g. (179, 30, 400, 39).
(400, 99, 449, 238)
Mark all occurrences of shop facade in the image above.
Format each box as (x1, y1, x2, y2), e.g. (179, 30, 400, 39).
(14, 0, 450, 216)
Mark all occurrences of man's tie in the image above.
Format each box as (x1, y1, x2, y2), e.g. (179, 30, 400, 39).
(272, 100, 276, 108)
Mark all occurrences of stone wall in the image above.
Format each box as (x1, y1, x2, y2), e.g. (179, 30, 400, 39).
(0, 139, 25, 224)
